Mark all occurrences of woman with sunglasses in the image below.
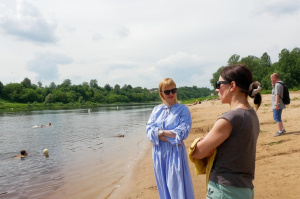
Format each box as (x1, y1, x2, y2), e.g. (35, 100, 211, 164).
(146, 78, 195, 199)
(192, 64, 262, 199)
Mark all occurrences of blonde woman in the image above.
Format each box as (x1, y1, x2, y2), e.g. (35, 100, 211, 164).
(146, 78, 195, 199)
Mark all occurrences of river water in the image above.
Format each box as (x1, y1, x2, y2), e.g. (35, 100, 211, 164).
(0, 105, 155, 198)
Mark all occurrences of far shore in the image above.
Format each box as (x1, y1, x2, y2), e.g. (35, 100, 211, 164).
(0, 101, 160, 112)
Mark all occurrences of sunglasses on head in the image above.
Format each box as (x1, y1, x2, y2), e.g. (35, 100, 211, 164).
(161, 88, 177, 95)
(215, 81, 229, 89)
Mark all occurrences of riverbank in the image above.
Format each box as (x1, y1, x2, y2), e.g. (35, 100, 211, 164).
(0, 99, 160, 112)
(120, 91, 300, 199)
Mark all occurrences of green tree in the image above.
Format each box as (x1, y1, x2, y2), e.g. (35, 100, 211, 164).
(82, 82, 89, 87)
(258, 53, 272, 89)
(2, 83, 24, 102)
(228, 54, 240, 65)
(210, 66, 225, 88)
(61, 79, 72, 87)
(49, 82, 57, 89)
(66, 91, 77, 103)
(240, 55, 260, 81)
(89, 79, 98, 88)
(104, 84, 112, 92)
(0, 81, 3, 96)
(21, 77, 32, 88)
(20, 88, 43, 103)
(37, 81, 43, 88)
(93, 90, 105, 102)
(274, 48, 300, 88)
(114, 84, 121, 94)
(45, 93, 53, 104)
(52, 90, 68, 103)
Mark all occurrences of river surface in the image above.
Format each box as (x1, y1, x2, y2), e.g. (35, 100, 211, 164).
(0, 105, 155, 198)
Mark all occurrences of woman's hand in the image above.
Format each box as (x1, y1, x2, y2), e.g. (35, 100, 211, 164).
(192, 118, 231, 159)
(158, 134, 169, 142)
(192, 139, 214, 159)
(158, 132, 182, 145)
(161, 130, 176, 138)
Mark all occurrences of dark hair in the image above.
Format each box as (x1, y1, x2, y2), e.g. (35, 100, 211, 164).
(220, 64, 262, 109)
(20, 150, 27, 156)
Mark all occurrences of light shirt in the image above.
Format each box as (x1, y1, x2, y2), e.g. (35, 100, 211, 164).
(271, 81, 286, 109)
(146, 103, 195, 199)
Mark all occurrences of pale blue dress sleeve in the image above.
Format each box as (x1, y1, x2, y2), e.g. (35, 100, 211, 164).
(146, 105, 162, 146)
(146, 103, 195, 199)
(165, 105, 192, 145)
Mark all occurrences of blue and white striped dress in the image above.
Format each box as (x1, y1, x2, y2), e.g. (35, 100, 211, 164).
(146, 103, 195, 199)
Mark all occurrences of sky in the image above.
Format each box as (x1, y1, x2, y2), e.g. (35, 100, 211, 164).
(0, 0, 300, 89)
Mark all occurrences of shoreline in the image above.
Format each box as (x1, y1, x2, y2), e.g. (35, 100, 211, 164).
(0, 102, 160, 113)
(118, 91, 300, 199)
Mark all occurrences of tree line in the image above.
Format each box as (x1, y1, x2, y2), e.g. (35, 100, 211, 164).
(1, 47, 299, 105)
(210, 47, 300, 90)
(0, 78, 214, 104)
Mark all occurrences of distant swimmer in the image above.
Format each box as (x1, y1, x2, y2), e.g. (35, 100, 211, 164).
(14, 150, 28, 159)
(32, 123, 51, 128)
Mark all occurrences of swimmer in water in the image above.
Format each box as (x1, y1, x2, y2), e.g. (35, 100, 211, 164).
(14, 150, 28, 159)
(32, 123, 51, 128)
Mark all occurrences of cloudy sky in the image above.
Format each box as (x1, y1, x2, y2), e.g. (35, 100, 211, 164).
(0, 0, 299, 89)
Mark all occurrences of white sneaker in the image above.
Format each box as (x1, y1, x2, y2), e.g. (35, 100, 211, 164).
(274, 131, 285, 137)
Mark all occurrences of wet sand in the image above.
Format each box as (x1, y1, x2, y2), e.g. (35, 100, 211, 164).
(120, 91, 300, 199)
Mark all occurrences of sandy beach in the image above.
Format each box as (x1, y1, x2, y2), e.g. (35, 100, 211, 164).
(117, 91, 300, 199)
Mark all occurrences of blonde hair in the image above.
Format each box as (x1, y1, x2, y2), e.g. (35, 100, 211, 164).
(271, 73, 279, 79)
(158, 78, 177, 103)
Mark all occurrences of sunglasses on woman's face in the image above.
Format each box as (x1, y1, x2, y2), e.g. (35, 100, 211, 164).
(215, 81, 229, 89)
(161, 88, 177, 95)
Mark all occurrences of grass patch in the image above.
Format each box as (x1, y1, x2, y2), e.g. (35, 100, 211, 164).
(268, 140, 282, 146)
(260, 130, 267, 133)
(0, 99, 160, 112)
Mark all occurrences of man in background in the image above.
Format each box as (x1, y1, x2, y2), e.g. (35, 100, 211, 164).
(270, 73, 286, 136)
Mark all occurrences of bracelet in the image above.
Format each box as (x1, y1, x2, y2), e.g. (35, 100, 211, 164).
(158, 130, 164, 135)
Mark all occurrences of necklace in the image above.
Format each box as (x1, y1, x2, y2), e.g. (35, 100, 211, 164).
(232, 102, 240, 110)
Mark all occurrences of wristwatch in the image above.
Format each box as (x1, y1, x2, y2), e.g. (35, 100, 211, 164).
(158, 130, 164, 135)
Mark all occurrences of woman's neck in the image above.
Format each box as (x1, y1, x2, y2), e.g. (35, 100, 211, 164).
(230, 96, 251, 110)
(165, 101, 177, 107)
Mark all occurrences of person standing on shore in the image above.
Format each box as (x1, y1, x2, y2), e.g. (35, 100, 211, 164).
(192, 64, 262, 199)
(146, 78, 195, 199)
(270, 73, 286, 136)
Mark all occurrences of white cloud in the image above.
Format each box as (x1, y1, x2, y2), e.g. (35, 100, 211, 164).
(155, 52, 214, 87)
(0, 0, 300, 89)
(254, 0, 300, 16)
(115, 27, 130, 38)
(27, 52, 72, 83)
(92, 33, 104, 42)
(0, 0, 57, 43)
